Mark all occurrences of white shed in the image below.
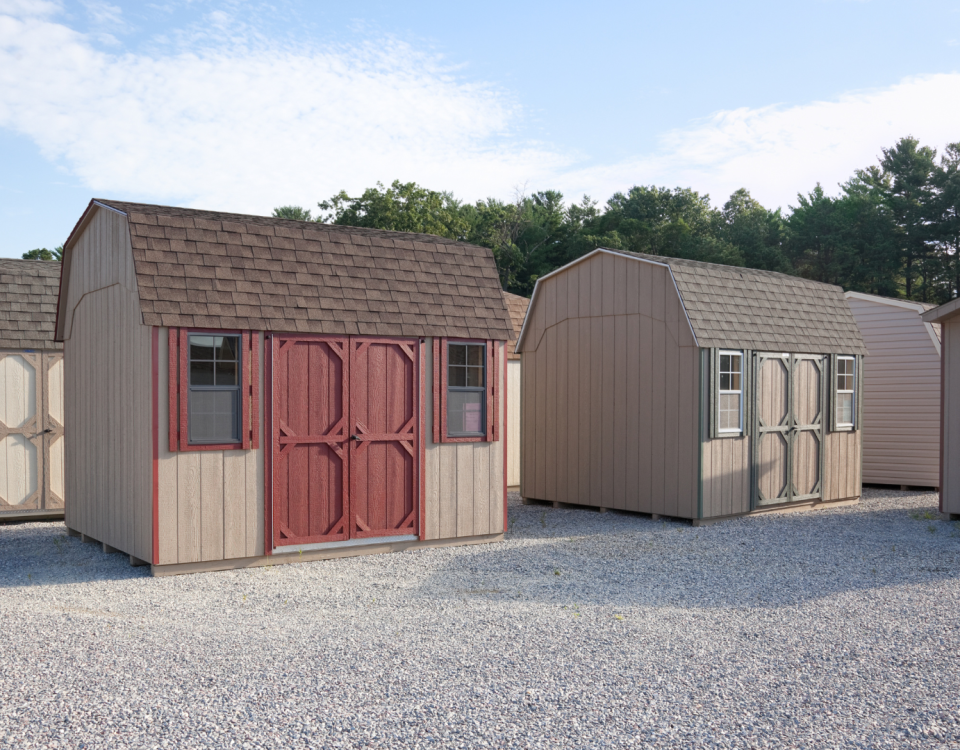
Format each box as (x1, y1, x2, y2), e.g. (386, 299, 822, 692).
(845, 292, 940, 489)
(503, 292, 528, 488)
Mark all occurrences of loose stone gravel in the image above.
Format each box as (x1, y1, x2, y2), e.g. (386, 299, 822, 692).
(1, 489, 959, 749)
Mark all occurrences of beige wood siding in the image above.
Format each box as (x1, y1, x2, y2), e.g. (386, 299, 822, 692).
(942, 319, 960, 514)
(507, 359, 521, 487)
(519, 252, 700, 517)
(823, 429, 861, 501)
(155, 329, 265, 564)
(62, 206, 152, 559)
(424, 338, 505, 540)
(846, 295, 940, 487)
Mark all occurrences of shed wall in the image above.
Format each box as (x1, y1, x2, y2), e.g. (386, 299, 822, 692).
(62, 207, 152, 560)
(424, 338, 505, 540)
(520, 253, 699, 517)
(507, 359, 520, 487)
(942, 319, 960, 514)
(155, 329, 265, 565)
(846, 296, 940, 487)
(823, 430, 862, 501)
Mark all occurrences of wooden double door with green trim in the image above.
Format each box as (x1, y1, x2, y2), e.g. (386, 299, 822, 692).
(753, 353, 824, 507)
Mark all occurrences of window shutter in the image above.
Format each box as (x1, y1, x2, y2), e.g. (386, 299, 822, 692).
(854, 354, 863, 432)
(486, 340, 500, 442)
(178, 330, 189, 450)
(432, 337, 442, 444)
(168, 328, 179, 452)
(250, 332, 260, 449)
(828, 353, 838, 433)
(742, 349, 752, 437)
(709, 347, 720, 440)
(241, 331, 251, 450)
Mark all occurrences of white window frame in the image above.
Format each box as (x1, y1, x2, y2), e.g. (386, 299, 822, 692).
(718, 349, 744, 434)
(836, 355, 855, 428)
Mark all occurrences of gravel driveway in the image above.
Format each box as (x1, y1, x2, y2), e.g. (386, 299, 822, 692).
(1, 489, 959, 749)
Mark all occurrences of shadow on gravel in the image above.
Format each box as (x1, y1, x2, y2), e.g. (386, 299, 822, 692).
(0, 522, 149, 587)
(414, 496, 960, 610)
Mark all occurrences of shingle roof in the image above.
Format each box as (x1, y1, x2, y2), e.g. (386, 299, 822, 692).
(90, 200, 513, 340)
(615, 250, 867, 355)
(502, 292, 529, 360)
(0, 259, 62, 351)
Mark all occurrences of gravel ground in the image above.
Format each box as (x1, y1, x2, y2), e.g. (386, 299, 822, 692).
(1, 489, 959, 749)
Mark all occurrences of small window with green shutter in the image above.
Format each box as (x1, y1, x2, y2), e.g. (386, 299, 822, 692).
(835, 356, 855, 428)
(718, 350, 743, 433)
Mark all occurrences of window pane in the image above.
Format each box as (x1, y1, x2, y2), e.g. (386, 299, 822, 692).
(467, 345, 484, 366)
(190, 335, 215, 360)
(190, 360, 214, 386)
(190, 390, 239, 443)
(730, 354, 741, 372)
(449, 345, 466, 366)
(467, 366, 484, 388)
(448, 390, 484, 435)
(720, 354, 730, 372)
(449, 366, 466, 387)
(216, 360, 237, 386)
(837, 393, 853, 425)
(720, 393, 741, 431)
(720, 373, 731, 391)
(216, 336, 238, 361)
(730, 372, 741, 391)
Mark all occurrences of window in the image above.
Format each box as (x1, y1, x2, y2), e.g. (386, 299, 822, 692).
(188, 335, 241, 443)
(836, 356, 855, 427)
(447, 342, 486, 436)
(718, 350, 743, 433)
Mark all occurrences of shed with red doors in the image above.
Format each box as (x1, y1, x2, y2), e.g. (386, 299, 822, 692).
(55, 200, 512, 574)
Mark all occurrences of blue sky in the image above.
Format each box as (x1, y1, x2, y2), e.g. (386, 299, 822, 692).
(1, 0, 959, 257)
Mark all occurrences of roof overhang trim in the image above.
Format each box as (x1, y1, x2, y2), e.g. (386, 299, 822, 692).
(921, 296, 960, 325)
(515, 248, 700, 352)
(846, 291, 941, 357)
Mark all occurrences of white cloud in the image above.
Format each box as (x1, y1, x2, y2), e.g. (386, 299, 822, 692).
(0, 7, 569, 214)
(558, 74, 960, 210)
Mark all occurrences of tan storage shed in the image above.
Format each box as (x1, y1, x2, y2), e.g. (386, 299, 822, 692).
(921, 298, 960, 519)
(0, 260, 64, 521)
(844, 292, 940, 488)
(56, 199, 512, 574)
(516, 249, 867, 523)
(503, 291, 529, 488)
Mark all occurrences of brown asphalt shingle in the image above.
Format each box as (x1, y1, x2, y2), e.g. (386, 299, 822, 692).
(0, 260, 62, 351)
(502, 291, 529, 360)
(93, 200, 513, 340)
(612, 250, 867, 355)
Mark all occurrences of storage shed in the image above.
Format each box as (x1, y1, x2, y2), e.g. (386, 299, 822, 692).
(56, 200, 512, 574)
(844, 292, 940, 488)
(0, 259, 64, 521)
(920, 298, 960, 519)
(516, 249, 867, 523)
(503, 291, 529, 487)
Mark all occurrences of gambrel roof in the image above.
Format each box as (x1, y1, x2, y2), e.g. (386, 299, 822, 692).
(0, 259, 62, 350)
(518, 248, 867, 355)
(60, 199, 513, 341)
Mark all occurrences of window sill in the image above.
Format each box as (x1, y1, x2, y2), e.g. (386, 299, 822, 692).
(715, 431, 744, 439)
(442, 435, 491, 444)
(182, 442, 246, 452)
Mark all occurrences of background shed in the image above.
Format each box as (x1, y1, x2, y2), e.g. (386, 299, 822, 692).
(845, 292, 940, 488)
(503, 291, 529, 487)
(517, 248, 866, 522)
(921, 298, 960, 518)
(0, 260, 64, 521)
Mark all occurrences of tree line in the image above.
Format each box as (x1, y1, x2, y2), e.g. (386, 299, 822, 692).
(274, 136, 960, 303)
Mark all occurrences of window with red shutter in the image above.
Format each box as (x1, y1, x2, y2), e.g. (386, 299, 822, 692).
(432, 337, 499, 443)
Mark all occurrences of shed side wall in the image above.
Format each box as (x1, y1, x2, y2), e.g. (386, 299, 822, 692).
(424, 338, 505, 540)
(943, 320, 960, 514)
(155, 328, 265, 564)
(507, 359, 521, 487)
(520, 253, 699, 517)
(847, 297, 940, 487)
(62, 208, 152, 560)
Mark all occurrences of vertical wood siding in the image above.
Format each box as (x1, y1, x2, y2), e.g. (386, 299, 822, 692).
(424, 338, 505, 539)
(519, 253, 700, 517)
(941, 320, 960, 513)
(846, 296, 940, 487)
(506, 360, 521, 487)
(156, 328, 265, 564)
(822, 429, 861, 501)
(62, 207, 152, 559)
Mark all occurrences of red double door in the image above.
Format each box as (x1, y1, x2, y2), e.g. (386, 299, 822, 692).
(271, 336, 419, 548)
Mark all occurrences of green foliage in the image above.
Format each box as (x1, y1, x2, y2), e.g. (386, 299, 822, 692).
(22, 246, 63, 261)
(279, 135, 960, 301)
(272, 206, 313, 221)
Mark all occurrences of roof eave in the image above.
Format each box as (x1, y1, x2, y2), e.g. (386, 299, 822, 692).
(922, 296, 960, 325)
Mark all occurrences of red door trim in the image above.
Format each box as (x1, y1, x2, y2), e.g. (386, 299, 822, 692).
(264, 333, 274, 555)
(419, 339, 426, 540)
